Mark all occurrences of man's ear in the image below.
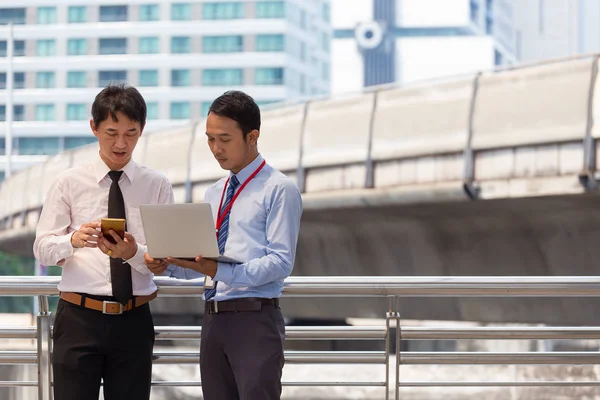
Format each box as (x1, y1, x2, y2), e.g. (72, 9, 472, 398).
(90, 119, 98, 137)
(247, 129, 259, 145)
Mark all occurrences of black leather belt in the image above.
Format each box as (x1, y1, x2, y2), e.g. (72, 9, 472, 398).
(205, 297, 279, 314)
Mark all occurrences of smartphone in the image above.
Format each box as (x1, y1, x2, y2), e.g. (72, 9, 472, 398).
(101, 218, 126, 244)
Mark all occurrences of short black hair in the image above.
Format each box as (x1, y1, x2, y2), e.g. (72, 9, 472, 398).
(208, 90, 261, 138)
(91, 83, 147, 129)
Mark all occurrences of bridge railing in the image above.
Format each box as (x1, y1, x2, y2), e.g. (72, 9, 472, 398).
(4, 54, 600, 230)
(2, 276, 600, 400)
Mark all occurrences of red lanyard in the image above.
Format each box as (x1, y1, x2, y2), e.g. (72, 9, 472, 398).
(216, 160, 266, 236)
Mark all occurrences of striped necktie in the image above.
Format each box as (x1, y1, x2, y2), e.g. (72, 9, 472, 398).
(205, 175, 240, 300)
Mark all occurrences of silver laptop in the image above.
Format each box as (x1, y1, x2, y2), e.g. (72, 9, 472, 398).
(139, 203, 241, 263)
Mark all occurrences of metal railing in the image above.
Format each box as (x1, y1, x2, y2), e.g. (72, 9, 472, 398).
(2, 276, 600, 399)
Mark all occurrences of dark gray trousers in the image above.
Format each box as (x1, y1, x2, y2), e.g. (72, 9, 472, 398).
(200, 304, 286, 400)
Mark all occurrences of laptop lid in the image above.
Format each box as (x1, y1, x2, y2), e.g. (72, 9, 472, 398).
(139, 203, 240, 263)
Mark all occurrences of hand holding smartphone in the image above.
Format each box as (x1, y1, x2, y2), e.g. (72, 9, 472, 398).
(101, 218, 126, 244)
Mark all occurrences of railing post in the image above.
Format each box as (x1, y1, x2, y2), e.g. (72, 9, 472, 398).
(37, 295, 52, 400)
(386, 295, 401, 400)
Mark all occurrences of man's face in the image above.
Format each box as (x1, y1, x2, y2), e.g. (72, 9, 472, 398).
(206, 112, 256, 173)
(91, 111, 142, 171)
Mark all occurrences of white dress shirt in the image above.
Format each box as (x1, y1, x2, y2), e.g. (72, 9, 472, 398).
(33, 156, 174, 296)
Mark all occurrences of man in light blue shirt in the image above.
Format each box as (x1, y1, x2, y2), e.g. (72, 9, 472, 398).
(145, 90, 302, 400)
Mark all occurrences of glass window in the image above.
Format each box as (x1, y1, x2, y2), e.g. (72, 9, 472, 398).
(203, 2, 244, 19)
(139, 70, 159, 86)
(0, 40, 25, 57)
(0, 138, 4, 156)
(202, 36, 243, 53)
(67, 39, 87, 56)
(171, 36, 191, 53)
(170, 102, 190, 119)
(171, 3, 191, 20)
(99, 38, 127, 55)
(255, 67, 283, 85)
(67, 71, 87, 88)
(66, 104, 87, 121)
(35, 104, 55, 121)
(36, 72, 55, 88)
(201, 102, 211, 117)
(37, 7, 57, 24)
(256, 1, 284, 18)
(171, 69, 191, 87)
(202, 69, 243, 86)
(139, 37, 159, 54)
(0, 8, 26, 25)
(322, 62, 329, 81)
(0, 105, 24, 121)
(256, 34, 284, 52)
(140, 4, 159, 21)
(37, 39, 56, 57)
(98, 70, 127, 87)
(321, 32, 329, 52)
(65, 136, 95, 149)
(99, 5, 128, 22)
(18, 137, 59, 155)
(322, 3, 330, 22)
(0, 171, 4, 183)
(147, 102, 159, 119)
(68, 6, 87, 23)
(0, 72, 26, 89)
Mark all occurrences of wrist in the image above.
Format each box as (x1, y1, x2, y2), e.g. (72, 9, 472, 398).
(123, 246, 138, 261)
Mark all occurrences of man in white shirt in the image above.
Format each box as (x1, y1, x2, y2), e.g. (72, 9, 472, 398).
(33, 84, 173, 400)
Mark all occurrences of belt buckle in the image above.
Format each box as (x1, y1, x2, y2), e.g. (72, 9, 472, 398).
(102, 301, 124, 315)
(212, 301, 219, 314)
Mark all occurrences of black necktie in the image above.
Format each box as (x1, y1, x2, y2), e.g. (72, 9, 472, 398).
(108, 170, 133, 305)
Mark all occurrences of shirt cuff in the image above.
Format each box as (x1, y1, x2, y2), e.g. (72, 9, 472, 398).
(124, 243, 150, 275)
(56, 232, 76, 265)
(213, 262, 234, 284)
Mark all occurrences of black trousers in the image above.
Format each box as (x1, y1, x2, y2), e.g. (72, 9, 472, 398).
(52, 298, 155, 400)
(200, 304, 286, 400)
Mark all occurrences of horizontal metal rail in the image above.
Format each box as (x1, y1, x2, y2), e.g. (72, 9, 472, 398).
(0, 327, 36, 339)
(400, 326, 600, 340)
(152, 350, 387, 364)
(399, 381, 600, 387)
(401, 352, 600, 365)
(0, 350, 36, 364)
(0, 381, 37, 387)
(3, 276, 600, 297)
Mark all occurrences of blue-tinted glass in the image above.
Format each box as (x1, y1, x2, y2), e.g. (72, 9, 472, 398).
(0, 171, 4, 183)
(256, 34, 284, 51)
(147, 102, 159, 119)
(67, 71, 87, 88)
(37, 39, 56, 57)
(203, 2, 244, 19)
(68, 6, 87, 23)
(171, 37, 191, 53)
(256, 1, 284, 18)
(65, 137, 95, 149)
(98, 71, 127, 87)
(0, 41, 26, 57)
(140, 4, 159, 21)
(202, 69, 243, 86)
(35, 104, 55, 121)
(139, 37, 159, 54)
(66, 104, 87, 121)
(255, 67, 283, 85)
(322, 3, 330, 22)
(201, 102, 211, 117)
(202, 36, 243, 53)
(170, 102, 190, 119)
(36, 72, 55, 88)
(0, 105, 24, 121)
(171, 3, 191, 20)
(171, 69, 191, 87)
(99, 5, 128, 22)
(99, 38, 127, 55)
(37, 7, 57, 24)
(139, 70, 159, 86)
(18, 137, 59, 155)
(67, 39, 87, 56)
(322, 62, 329, 81)
(0, 8, 26, 25)
(0, 72, 26, 89)
(321, 32, 329, 51)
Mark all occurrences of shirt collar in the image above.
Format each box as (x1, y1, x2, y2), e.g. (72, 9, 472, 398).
(93, 155, 137, 184)
(231, 154, 264, 184)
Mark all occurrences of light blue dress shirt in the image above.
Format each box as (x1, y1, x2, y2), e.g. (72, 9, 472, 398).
(165, 154, 303, 301)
